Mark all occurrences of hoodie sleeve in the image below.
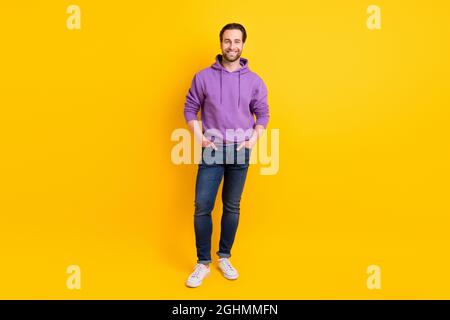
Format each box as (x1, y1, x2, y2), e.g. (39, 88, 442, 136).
(184, 73, 205, 123)
(250, 78, 270, 128)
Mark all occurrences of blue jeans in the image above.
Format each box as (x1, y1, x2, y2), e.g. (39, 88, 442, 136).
(194, 143, 252, 265)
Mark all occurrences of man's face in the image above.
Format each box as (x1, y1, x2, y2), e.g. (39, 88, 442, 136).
(220, 29, 244, 63)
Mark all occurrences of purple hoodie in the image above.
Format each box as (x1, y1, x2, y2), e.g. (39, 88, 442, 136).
(184, 54, 270, 145)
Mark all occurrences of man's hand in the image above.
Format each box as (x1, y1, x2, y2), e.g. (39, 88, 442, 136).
(236, 125, 265, 151)
(236, 136, 257, 151)
(187, 120, 218, 150)
(202, 136, 218, 150)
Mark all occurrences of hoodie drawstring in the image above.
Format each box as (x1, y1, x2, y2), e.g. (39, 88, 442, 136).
(217, 55, 243, 109)
(238, 70, 241, 109)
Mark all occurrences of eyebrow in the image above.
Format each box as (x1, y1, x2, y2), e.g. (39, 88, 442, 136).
(224, 39, 241, 41)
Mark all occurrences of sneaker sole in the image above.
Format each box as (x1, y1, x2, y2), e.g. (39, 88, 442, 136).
(223, 273, 239, 280)
(218, 267, 239, 280)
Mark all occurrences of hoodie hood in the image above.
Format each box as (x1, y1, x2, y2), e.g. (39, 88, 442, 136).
(211, 54, 250, 108)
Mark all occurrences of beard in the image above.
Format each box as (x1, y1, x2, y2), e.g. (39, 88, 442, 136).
(222, 50, 241, 63)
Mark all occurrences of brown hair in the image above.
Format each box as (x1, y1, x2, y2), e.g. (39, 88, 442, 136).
(219, 23, 247, 43)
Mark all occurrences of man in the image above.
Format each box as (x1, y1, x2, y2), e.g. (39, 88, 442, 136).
(183, 23, 270, 288)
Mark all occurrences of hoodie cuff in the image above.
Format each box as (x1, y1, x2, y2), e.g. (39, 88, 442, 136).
(255, 117, 269, 129)
(184, 112, 199, 123)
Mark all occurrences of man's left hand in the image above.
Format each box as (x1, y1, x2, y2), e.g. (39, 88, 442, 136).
(236, 137, 256, 151)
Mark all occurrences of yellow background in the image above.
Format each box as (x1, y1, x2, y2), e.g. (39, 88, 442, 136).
(1, 0, 449, 299)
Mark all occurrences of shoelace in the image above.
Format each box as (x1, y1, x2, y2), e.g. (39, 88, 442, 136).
(221, 260, 235, 272)
(191, 265, 206, 279)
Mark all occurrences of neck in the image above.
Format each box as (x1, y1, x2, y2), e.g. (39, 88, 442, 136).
(220, 55, 241, 72)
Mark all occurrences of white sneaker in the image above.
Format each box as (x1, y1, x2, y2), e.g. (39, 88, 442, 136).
(186, 263, 210, 288)
(218, 258, 239, 280)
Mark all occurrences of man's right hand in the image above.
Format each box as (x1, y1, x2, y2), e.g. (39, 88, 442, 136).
(202, 136, 218, 150)
(187, 120, 218, 150)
